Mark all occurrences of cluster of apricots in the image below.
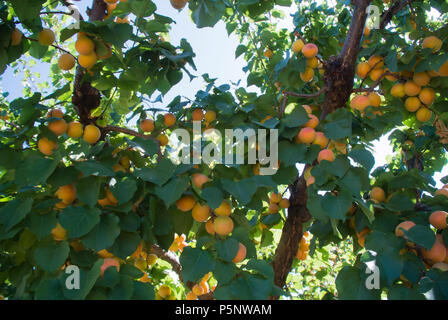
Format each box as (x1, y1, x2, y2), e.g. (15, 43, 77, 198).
(291, 39, 320, 82)
(140, 112, 177, 146)
(350, 91, 383, 116)
(38, 108, 102, 156)
(186, 272, 215, 300)
(74, 32, 112, 70)
(104, 0, 130, 23)
(267, 192, 290, 214)
(296, 231, 311, 260)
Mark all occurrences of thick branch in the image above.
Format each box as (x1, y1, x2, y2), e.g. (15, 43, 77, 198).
(149, 244, 183, 282)
(380, 0, 418, 29)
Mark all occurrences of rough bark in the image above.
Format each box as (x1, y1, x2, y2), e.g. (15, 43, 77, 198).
(270, 0, 372, 298)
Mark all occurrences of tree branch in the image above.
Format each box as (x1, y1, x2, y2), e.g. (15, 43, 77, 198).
(380, 0, 418, 29)
(149, 244, 183, 282)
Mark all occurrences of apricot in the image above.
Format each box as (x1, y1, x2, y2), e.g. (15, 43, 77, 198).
(413, 72, 431, 86)
(306, 176, 315, 186)
(423, 240, 447, 263)
(97, 249, 114, 259)
(83, 124, 101, 144)
(279, 198, 290, 209)
(357, 227, 371, 248)
(350, 95, 370, 113)
(48, 119, 68, 136)
(51, 222, 67, 241)
(78, 52, 98, 69)
(368, 92, 381, 107)
(192, 109, 204, 121)
(435, 188, 448, 198)
(312, 131, 329, 149)
(164, 113, 176, 127)
(176, 195, 196, 212)
(422, 36, 442, 52)
(292, 39, 305, 53)
(371, 186, 386, 203)
(55, 184, 76, 204)
(213, 216, 234, 236)
(192, 203, 211, 222)
(298, 127, 316, 144)
(170, 0, 187, 9)
(186, 291, 197, 300)
(429, 211, 447, 230)
(268, 203, 279, 214)
(306, 57, 318, 69)
(300, 67, 314, 82)
(192, 284, 205, 296)
(139, 119, 154, 133)
(270, 192, 282, 204)
(263, 49, 273, 58)
(305, 114, 319, 128)
(157, 134, 169, 146)
(204, 110, 216, 123)
(390, 83, 405, 98)
(369, 69, 384, 82)
(58, 54, 76, 71)
(100, 258, 120, 277)
(38, 137, 57, 156)
(38, 28, 55, 46)
(416, 107, 432, 122)
(395, 220, 416, 237)
(67, 121, 83, 138)
(192, 173, 209, 189)
(215, 200, 232, 216)
(302, 105, 312, 114)
(317, 149, 335, 163)
(205, 219, 215, 235)
(356, 62, 371, 79)
(232, 242, 247, 263)
(403, 81, 421, 96)
(404, 97, 421, 112)
(419, 87, 436, 106)
(368, 55, 384, 69)
(301, 43, 318, 59)
(11, 28, 22, 46)
(439, 61, 448, 77)
(75, 36, 95, 55)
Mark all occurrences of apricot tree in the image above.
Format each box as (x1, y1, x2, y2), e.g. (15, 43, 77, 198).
(0, 0, 448, 300)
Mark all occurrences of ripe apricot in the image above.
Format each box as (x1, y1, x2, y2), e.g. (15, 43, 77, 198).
(423, 240, 447, 263)
(306, 57, 318, 69)
(100, 258, 120, 277)
(192, 284, 205, 296)
(75, 36, 95, 55)
(205, 219, 215, 235)
(83, 124, 101, 144)
(369, 69, 384, 82)
(67, 121, 83, 138)
(38, 137, 57, 156)
(270, 192, 282, 204)
(157, 134, 169, 146)
(38, 28, 55, 46)
(55, 184, 76, 204)
(263, 49, 273, 58)
(58, 54, 76, 71)
(419, 87, 436, 106)
(317, 149, 335, 163)
(439, 61, 448, 77)
(357, 227, 371, 248)
(140, 119, 154, 132)
(78, 52, 98, 69)
(232, 242, 247, 263)
(367, 92, 381, 107)
(404, 97, 421, 112)
(268, 203, 279, 214)
(416, 107, 432, 122)
(291, 39, 304, 53)
(213, 216, 234, 236)
(350, 95, 370, 113)
(302, 43, 318, 59)
(302, 105, 312, 114)
(186, 291, 197, 300)
(192, 203, 211, 222)
(435, 188, 448, 198)
(51, 222, 67, 241)
(390, 83, 405, 98)
(192, 109, 204, 121)
(300, 67, 314, 82)
(413, 72, 431, 86)
(422, 36, 442, 52)
(403, 81, 421, 96)
(279, 198, 290, 209)
(48, 119, 68, 136)
(170, 0, 187, 9)
(192, 173, 209, 189)
(356, 62, 371, 79)
(306, 176, 315, 186)
(298, 127, 316, 144)
(305, 114, 319, 128)
(11, 28, 22, 46)
(312, 131, 329, 149)
(371, 186, 386, 203)
(368, 55, 384, 69)
(164, 113, 176, 127)
(176, 195, 196, 212)
(395, 220, 416, 237)
(429, 211, 447, 230)
(215, 200, 232, 216)
(204, 110, 216, 123)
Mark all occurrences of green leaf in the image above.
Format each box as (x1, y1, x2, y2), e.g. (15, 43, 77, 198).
(59, 207, 101, 238)
(111, 177, 137, 205)
(180, 247, 215, 283)
(154, 176, 189, 208)
(130, 0, 156, 17)
(76, 176, 101, 208)
(109, 232, 141, 260)
(278, 141, 307, 166)
(0, 198, 33, 232)
(322, 108, 352, 140)
(321, 188, 353, 220)
(216, 238, 239, 262)
(281, 104, 309, 128)
(221, 178, 258, 205)
(402, 225, 436, 250)
(81, 214, 121, 251)
(335, 266, 381, 299)
(15, 155, 58, 187)
(34, 240, 70, 272)
(74, 160, 114, 177)
(26, 211, 57, 239)
(132, 281, 155, 300)
(201, 187, 224, 209)
(61, 260, 102, 300)
(190, 0, 226, 28)
(127, 137, 159, 157)
(134, 159, 175, 186)
(348, 146, 375, 172)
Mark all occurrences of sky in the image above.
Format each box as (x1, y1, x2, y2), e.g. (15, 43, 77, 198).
(0, 0, 446, 187)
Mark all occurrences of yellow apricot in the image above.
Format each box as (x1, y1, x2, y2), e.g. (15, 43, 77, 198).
(291, 39, 305, 53)
(371, 186, 386, 203)
(368, 92, 381, 107)
(279, 198, 290, 209)
(312, 131, 329, 149)
(140, 119, 154, 132)
(58, 54, 76, 71)
(51, 222, 67, 241)
(232, 242, 247, 263)
(157, 134, 169, 146)
(368, 55, 384, 69)
(356, 62, 371, 79)
(350, 95, 370, 113)
(369, 68, 384, 82)
(429, 211, 447, 230)
(192, 109, 204, 121)
(75, 36, 95, 55)
(48, 119, 68, 136)
(38, 137, 57, 156)
(213, 216, 234, 236)
(78, 52, 98, 69)
(404, 81, 421, 96)
(67, 121, 83, 138)
(416, 107, 432, 122)
(215, 200, 232, 216)
(11, 28, 22, 46)
(422, 36, 442, 52)
(300, 67, 314, 82)
(38, 28, 55, 46)
(176, 195, 196, 212)
(395, 220, 416, 237)
(83, 124, 101, 144)
(305, 114, 319, 128)
(390, 83, 405, 98)
(192, 203, 211, 222)
(204, 110, 216, 123)
(413, 72, 431, 86)
(404, 97, 421, 112)
(302, 43, 318, 59)
(263, 49, 273, 58)
(55, 184, 76, 204)
(205, 219, 215, 235)
(192, 173, 209, 189)
(317, 149, 335, 163)
(306, 57, 318, 69)
(164, 113, 176, 127)
(419, 87, 436, 106)
(298, 127, 316, 144)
